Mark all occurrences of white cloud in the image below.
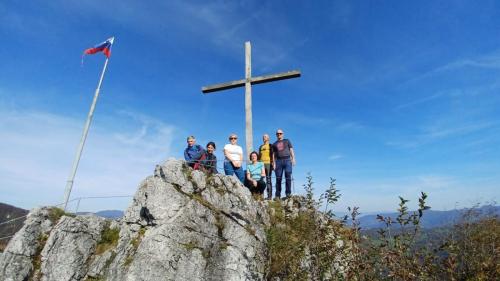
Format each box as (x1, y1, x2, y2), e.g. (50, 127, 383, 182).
(0, 108, 176, 212)
(336, 121, 364, 131)
(416, 175, 455, 190)
(431, 55, 500, 73)
(328, 154, 342, 161)
(422, 121, 495, 139)
(45, 1, 304, 70)
(404, 50, 500, 85)
(386, 120, 498, 149)
(395, 81, 500, 111)
(394, 91, 449, 110)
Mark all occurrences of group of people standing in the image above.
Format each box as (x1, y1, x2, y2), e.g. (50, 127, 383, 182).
(183, 129, 295, 200)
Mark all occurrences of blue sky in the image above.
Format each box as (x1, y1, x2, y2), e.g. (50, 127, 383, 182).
(1, 1, 499, 214)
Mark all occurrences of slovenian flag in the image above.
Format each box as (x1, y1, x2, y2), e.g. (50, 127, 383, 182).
(83, 37, 115, 58)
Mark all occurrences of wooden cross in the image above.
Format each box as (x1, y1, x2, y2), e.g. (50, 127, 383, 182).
(202, 41, 301, 157)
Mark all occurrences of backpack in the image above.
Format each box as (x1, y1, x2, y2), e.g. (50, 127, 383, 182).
(140, 206, 156, 226)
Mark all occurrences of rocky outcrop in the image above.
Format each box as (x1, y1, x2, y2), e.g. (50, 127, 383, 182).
(0, 159, 271, 281)
(0, 159, 351, 281)
(40, 215, 107, 281)
(0, 207, 53, 281)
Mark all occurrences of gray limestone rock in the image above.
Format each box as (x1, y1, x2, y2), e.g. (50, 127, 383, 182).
(0, 207, 53, 281)
(0, 159, 348, 281)
(87, 250, 114, 278)
(115, 159, 270, 281)
(40, 215, 106, 281)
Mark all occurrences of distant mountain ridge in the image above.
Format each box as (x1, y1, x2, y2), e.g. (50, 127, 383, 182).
(3, 202, 498, 231)
(65, 206, 500, 228)
(76, 210, 124, 219)
(357, 205, 500, 229)
(0, 203, 29, 251)
(0, 202, 28, 221)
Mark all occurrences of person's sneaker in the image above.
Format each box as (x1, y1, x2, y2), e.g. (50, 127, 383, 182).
(273, 197, 280, 201)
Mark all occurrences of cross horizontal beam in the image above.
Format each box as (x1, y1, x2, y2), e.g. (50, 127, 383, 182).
(202, 70, 301, 94)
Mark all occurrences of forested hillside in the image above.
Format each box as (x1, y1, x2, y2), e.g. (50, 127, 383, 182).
(0, 202, 28, 251)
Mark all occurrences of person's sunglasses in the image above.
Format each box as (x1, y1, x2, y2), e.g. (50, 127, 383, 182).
(276, 132, 283, 135)
(230, 137, 237, 140)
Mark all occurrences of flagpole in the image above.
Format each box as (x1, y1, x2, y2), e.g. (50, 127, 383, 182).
(63, 57, 110, 211)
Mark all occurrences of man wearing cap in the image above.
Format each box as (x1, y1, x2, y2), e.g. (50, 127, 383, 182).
(271, 129, 296, 199)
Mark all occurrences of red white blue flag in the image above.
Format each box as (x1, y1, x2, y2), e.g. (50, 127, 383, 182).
(83, 37, 114, 58)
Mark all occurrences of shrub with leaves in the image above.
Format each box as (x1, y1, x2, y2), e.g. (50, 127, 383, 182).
(266, 174, 499, 280)
(436, 207, 500, 280)
(266, 175, 351, 280)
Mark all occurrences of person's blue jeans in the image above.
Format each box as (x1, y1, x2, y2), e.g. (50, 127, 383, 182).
(224, 160, 244, 183)
(274, 158, 292, 198)
(264, 163, 273, 199)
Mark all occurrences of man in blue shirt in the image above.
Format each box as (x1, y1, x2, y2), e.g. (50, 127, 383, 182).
(184, 136, 205, 170)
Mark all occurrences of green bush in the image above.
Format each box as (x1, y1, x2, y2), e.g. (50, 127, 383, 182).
(267, 174, 500, 280)
(48, 207, 74, 224)
(436, 210, 500, 280)
(266, 178, 349, 280)
(95, 223, 120, 255)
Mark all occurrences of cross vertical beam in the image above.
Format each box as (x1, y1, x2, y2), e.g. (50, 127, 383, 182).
(245, 42, 253, 156)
